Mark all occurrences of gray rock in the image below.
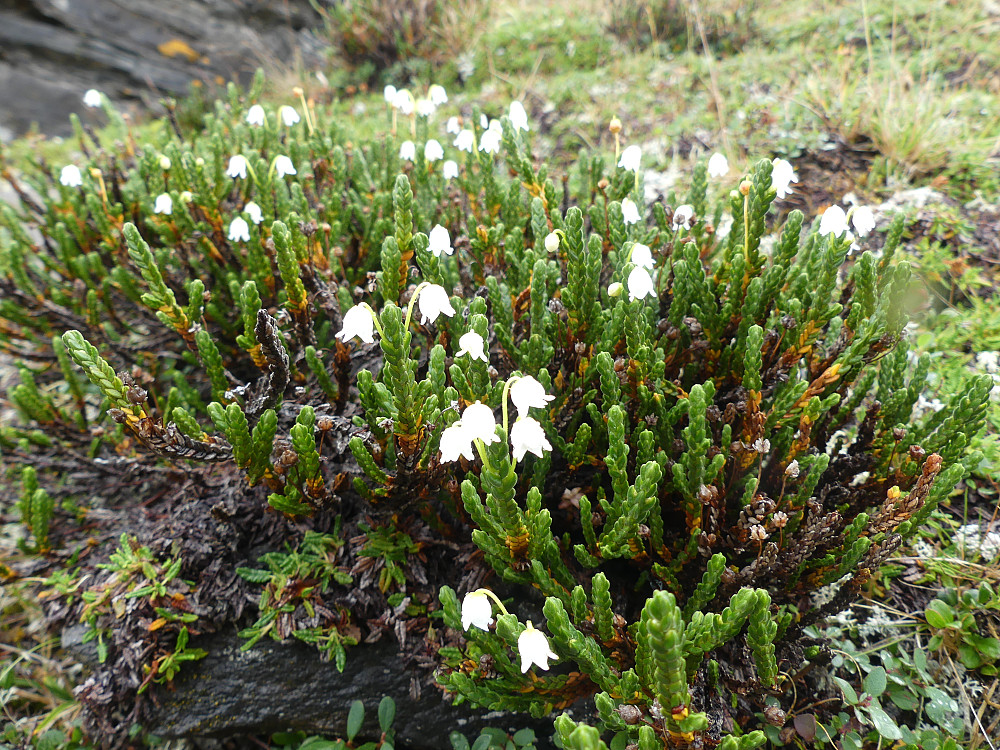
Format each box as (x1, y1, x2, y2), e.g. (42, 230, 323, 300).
(63, 625, 558, 747)
(0, 0, 330, 139)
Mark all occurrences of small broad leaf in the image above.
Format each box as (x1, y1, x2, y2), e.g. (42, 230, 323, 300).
(471, 734, 492, 750)
(864, 702, 902, 740)
(958, 641, 984, 669)
(924, 599, 955, 629)
(378, 696, 396, 732)
(346, 700, 364, 742)
(450, 733, 471, 750)
(862, 666, 887, 697)
(887, 684, 919, 711)
(512, 728, 536, 746)
(792, 713, 816, 741)
(832, 676, 859, 705)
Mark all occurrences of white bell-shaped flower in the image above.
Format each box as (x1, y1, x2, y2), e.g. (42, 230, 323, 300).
(618, 145, 642, 173)
(274, 155, 296, 178)
(852, 206, 876, 237)
(335, 305, 377, 344)
(630, 243, 654, 269)
(771, 158, 798, 199)
(439, 421, 475, 462)
(226, 155, 248, 179)
(479, 124, 502, 154)
(446, 116, 461, 135)
(442, 160, 459, 180)
(59, 165, 83, 187)
(627, 266, 656, 301)
(509, 101, 529, 132)
(819, 205, 849, 237)
(228, 216, 250, 243)
(383, 85, 397, 103)
(243, 202, 263, 225)
(518, 621, 558, 673)
(461, 590, 494, 631)
(460, 401, 500, 445)
(429, 84, 448, 106)
(417, 283, 456, 324)
(454, 129, 475, 153)
(83, 89, 103, 108)
(509, 375, 554, 416)
(153, 193, 173, 215)
(428, 225, 454, 257)
(393, 89, 414, 115)
(621, 198, 641, 225)
(707, 152, 729, 178)
(544, 232, 560, 253)
(455, 331, 488, 362)
(672, 204, 695, 231)
(510, 417, 552, 462)
(399, 140, 416, 162)
(246, 104, 266, 126)
(424, 139, 444, 162)
(416, 98, 436, 118)
(279, 105, 300, 127)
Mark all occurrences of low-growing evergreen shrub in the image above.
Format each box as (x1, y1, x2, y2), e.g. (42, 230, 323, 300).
(0, 72, 992, 748)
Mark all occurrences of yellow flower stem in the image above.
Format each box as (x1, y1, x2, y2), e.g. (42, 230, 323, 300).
(403, 282, 429, 331)
(243, 159, 260, 188)
(88, 168, 108, 206)
(297, 90, 315, 136)
(500, 375, 521, 435)
(474, 588, 511, 618)
(361, 303, 385, 337)
(743, 190, 750, 268)
(473, 437, 496, 473)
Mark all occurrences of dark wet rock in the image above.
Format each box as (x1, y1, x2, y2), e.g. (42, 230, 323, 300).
(63, 625, 557, 748)
(0, 0, 329, 139)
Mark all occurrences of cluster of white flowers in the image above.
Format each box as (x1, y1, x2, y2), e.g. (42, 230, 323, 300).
(440, 375, 553, 463)
(460, 590, 559, 673)
(385, 83, 448, 119)
(819, 204, 876, 239)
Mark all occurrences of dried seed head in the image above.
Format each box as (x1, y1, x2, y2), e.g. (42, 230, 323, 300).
(750, 525, 769, 541)
(893, 427, 906, 441)
(772, 511, 788, 528)
(617, 704, 642, 725)
(763, 705, 786, 726)
(317, 415, 335, 432)
(785, 459, 800, 478)
(908, 445, 926, 461)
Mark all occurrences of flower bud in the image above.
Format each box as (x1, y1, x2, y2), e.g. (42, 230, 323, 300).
(608, 282, 623, 297)
(609, 116, 622, 134)
(159, 155, 171, 170)
(544, 232, 560, 253)
(739, 179, 752, 195)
